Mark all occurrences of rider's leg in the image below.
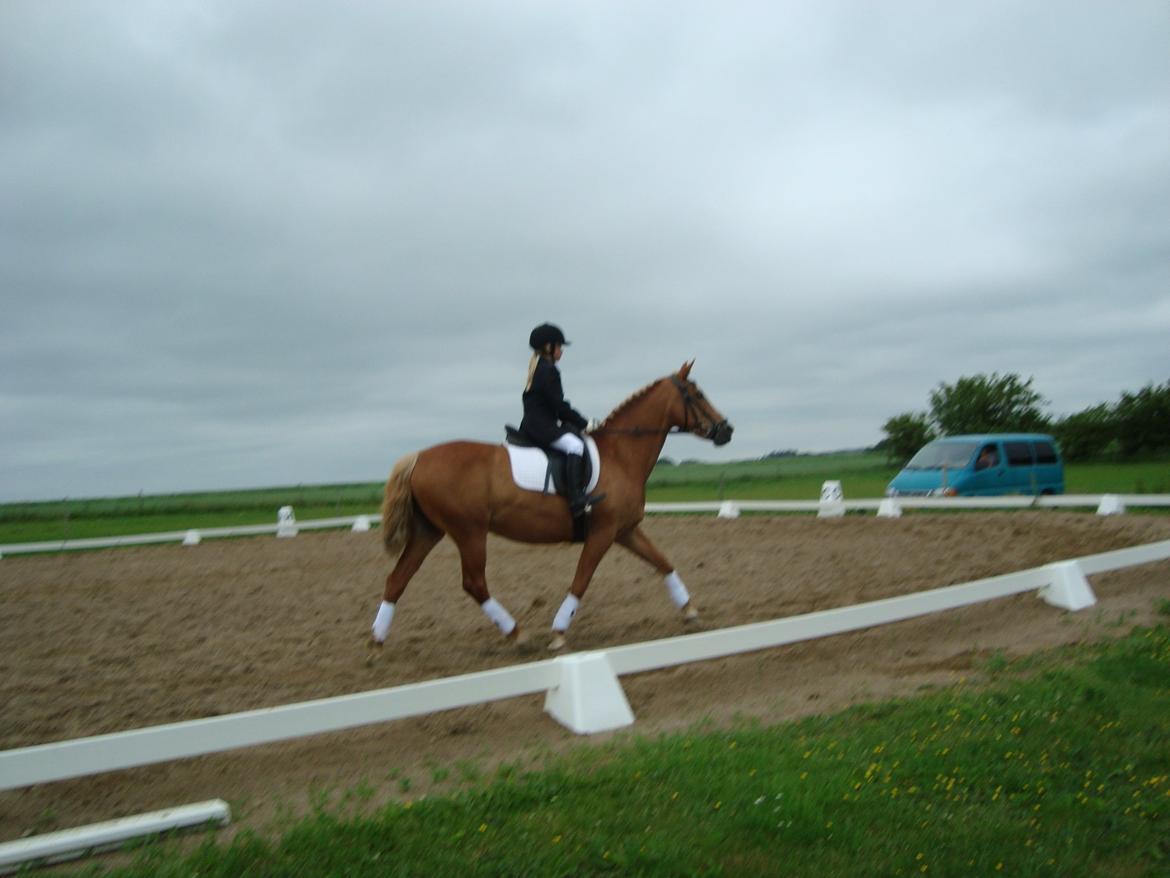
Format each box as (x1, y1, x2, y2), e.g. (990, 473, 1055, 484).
(550, 433, 604, 514)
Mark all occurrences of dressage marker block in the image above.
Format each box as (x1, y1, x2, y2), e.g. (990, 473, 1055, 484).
(276, 506, 298, 538)
(717, 501, 740, 519)
(1039, 561, 1097, 612)
(182, 530, 201, 546)
(818, 480, 846, 518)
(876, 497, 902, 518)
(351, 516, 372, 532)
(544, 652, 634, 734)
(1096, 495, 1126, 516)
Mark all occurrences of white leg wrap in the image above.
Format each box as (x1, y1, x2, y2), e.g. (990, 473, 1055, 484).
(481, 597, 517, 636)
(552, 594, 580, 632)
(664, 571, 690, 609)
(372, 600, 396, 642)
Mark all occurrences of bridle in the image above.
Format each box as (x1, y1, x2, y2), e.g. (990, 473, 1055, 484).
(593, 377, 733, 445)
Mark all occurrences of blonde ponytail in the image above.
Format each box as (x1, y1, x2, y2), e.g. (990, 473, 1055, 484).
(524, 345, 555, 391)
(524, 352, 541, 392)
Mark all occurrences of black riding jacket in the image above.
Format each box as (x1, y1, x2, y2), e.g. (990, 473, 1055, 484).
(520, 357, 588, 447)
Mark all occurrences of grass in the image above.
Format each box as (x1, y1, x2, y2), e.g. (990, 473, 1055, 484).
(52, 624, 1170, 877)
(1063, 460, 1170, 495)
(2, 454, 1166, 545)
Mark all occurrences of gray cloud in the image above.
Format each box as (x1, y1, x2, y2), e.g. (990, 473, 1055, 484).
(2, 1, 1168, 501)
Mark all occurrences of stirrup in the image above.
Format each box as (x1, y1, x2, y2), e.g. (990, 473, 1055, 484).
(571, 491, 606, 516)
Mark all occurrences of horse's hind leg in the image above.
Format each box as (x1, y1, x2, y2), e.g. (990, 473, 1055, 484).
(452, 529, 521, 640)
(616, 525, 699, 623)
(371, 526, 443, 646)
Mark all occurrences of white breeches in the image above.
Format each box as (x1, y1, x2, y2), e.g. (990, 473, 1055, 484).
(550, 433, 585, 455)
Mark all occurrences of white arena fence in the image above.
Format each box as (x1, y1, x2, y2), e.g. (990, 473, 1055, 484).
(2, 493, 1169, 557)
(3, 536, 1170, 795)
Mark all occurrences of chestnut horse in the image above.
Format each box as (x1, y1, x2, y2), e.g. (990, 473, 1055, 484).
(370, 361, 732, 652)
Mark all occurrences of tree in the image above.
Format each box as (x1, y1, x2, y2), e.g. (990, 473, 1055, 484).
(1114, 380, 1170, 456)
(880, 412, 936, 465)
(1051, 403, 1117, 461)
(929, 373, 1048, 436)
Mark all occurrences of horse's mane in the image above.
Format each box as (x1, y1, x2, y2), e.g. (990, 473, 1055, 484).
(599, 377, 667, 428)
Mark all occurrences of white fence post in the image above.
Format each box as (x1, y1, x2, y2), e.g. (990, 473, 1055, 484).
(544, 652, 634, 734)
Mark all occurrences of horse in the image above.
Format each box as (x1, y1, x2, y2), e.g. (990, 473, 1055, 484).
(370, 360, 732, 652)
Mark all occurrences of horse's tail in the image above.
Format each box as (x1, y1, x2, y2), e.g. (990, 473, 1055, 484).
(381, 452, 419, 557)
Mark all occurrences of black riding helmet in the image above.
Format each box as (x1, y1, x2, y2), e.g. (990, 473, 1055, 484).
(529, 323, 570, 351)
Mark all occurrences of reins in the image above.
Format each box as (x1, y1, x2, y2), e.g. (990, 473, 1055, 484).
(592, 377, 711, 438)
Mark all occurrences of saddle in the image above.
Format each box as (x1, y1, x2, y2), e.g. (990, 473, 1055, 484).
(503, 426, 597, 498)
(504, 426, 601, 542)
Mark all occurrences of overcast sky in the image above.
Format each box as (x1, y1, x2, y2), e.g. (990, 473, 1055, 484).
(2, 1, 1168, 502)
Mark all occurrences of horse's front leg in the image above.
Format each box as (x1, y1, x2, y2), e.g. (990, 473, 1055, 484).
(616, 525, 700, 624)
(549, 530, 616, 652)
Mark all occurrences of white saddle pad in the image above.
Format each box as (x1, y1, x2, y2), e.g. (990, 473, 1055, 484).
(505, 436, 601, 495)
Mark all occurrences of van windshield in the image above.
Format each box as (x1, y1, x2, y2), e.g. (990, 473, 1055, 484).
(904, 441, 979, 470)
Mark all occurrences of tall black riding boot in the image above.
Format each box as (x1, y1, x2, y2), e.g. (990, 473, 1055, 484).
(566, 453, 605, 518)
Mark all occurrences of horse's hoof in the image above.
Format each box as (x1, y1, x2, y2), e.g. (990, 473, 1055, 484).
(366, 639, 384, 666)
(548, 633, 567, 652)
(683, 604, 700, 624)
(507, 627, 529, 646)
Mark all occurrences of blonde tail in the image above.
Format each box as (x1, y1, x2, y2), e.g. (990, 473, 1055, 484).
(381, 453, 419, 556)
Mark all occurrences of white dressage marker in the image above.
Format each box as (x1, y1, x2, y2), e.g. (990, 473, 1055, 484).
(276, 506, 298, 538)
(544, 652, 634, 734)
(818, 480, 846, 518)
(1096, 495, 1126, 516)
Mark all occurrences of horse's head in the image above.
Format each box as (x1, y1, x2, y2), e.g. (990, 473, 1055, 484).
(670, 361, 733, 446)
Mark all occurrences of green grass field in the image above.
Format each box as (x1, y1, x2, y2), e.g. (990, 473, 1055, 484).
(50, 622, 1170, 877)
(1, 454, 1166, 545)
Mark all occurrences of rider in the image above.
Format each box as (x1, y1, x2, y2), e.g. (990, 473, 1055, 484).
(520, 323, 605, 520)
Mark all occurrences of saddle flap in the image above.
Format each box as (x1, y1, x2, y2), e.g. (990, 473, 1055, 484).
(504, 435, 601, 497)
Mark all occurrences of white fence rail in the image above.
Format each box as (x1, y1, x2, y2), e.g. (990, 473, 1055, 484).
(3, 538, 1169, 792)
(3, 495, 1169, 557)
(648, 494, 1170, 514)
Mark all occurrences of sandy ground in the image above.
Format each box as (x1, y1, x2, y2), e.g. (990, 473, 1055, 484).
(2, 511, 1169, 850)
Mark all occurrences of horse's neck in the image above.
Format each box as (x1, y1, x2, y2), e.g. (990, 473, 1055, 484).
(597, 383, 675, 484)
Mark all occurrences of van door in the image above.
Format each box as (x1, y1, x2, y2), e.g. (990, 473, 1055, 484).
(1031, 439, 1064, 494)
(1003, 440, 1035, 493)
(969, 441, 1007, 495)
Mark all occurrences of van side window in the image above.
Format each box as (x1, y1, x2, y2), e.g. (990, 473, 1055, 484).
(1034, 441, 1058, 464)
(1005, 441, 1033, 466)
(975, 444, 999, 470)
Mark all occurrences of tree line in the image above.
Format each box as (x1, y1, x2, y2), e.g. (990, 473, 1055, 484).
(879, 373, 1170, 464)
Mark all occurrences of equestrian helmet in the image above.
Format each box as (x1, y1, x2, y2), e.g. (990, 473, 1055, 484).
(529, 323, 570, 350)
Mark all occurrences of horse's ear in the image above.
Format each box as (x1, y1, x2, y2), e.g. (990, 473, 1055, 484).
(678, 360, 694, 379)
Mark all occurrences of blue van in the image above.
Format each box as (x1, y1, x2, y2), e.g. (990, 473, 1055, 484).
(887, 433, 1064, 497)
